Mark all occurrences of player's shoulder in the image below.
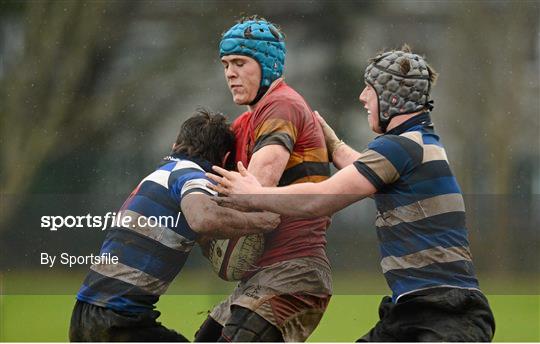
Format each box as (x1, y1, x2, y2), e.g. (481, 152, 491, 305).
(368, 132, 423, 164)
(164, 157, 207, 184)
(255, 87, 312, 126)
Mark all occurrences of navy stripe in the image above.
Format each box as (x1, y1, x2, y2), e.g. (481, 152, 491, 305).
(377, 211, 466, 242)
(421, 131, 443, 146)
(370, 135, 422, 174)
(80, 269, 156, 297)
(402, 160, 453, 185)
(171, 213, 198, 240)
(157, 161, 177, 172)
(126, 195, 177, 218)
(385, 260, 479, 298)
(354, 161, 385, 190)
(78, 286, 153, 313)
(137, 181, 178, 212)
(77, 271, 158, 312)
(375, 183, 461, 210)
(168, 169, 205, 189)
(101, 229, 186, 281)
(410, 176, 462, 196)
(279, 161, 330, 186)
(379, 229, 470, 258)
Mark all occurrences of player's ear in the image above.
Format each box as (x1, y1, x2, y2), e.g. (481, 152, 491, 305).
(172, 143, 177, 150)
(221, 151, 231, 168)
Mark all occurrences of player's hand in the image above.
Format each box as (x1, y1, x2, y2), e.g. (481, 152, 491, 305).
(206, 161, 262, 196)
(315, 110, 345, 160)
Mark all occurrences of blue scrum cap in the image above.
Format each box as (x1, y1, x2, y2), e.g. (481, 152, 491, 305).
(219, 19, 286, 87)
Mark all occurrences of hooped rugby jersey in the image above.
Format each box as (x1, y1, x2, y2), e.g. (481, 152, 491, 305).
(233, 78, 331, 267)
(76, 154, 214, 312)
(353, 112, 480, 302)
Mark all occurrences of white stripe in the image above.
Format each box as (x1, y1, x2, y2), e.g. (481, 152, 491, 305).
(423, 144, 448, 163)
(91, 261, 169, 295)
(400, 131, 423, 145)
(375, 193, 465, 228)
(381, 245, 472, 274)
(118, 210, 195, 252)
(181, 178, 216, 197)
(140, 170, 170, 189)
(172, 160, 204, 172)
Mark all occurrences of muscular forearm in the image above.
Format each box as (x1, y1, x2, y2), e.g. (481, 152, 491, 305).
(199, 206, 268, 238)
(182, 195, 277, 238)
(332, 143, 361, 170)
(246, 182, 345, 218)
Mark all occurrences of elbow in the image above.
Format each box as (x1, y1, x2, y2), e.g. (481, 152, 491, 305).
(186, 205, 219, 235)
(186, 216, 207, 234)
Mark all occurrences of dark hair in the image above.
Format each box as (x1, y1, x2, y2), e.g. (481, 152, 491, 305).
(173, 108, 235, 166)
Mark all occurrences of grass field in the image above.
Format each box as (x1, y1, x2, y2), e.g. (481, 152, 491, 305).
(1, 271, 538, 342)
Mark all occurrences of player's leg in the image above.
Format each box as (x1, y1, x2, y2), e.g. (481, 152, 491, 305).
(194, 316, 224, 342)
(194, 288, 238, 342)
(218, 305, 283, 342)
(408, 288, 495, 341)
(357, 288, 495, 342)
(69, 300, 188, 342)
(355, 296, 400, 342)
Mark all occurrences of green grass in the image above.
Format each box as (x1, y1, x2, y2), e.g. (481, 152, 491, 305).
(1, 294, 538, 341)
(0, 272, 538, 342)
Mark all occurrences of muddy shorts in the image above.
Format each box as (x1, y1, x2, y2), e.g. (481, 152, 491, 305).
(358, 287, 495, 342)
(69, 299, 188, 342)
(210, 257, 333, 342)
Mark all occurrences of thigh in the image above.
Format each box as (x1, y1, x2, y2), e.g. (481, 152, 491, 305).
(219, 305, 283, 342)
(109, 324, 189, 342)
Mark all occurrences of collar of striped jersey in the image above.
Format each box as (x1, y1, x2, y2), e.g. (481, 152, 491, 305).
(384, 111, 433, 136)
(162, 153, 213, 172)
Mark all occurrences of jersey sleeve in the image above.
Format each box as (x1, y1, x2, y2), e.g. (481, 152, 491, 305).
(252, 100, 300, 154)
(169, 170, 217, 206)
(353, 135, 421, 190)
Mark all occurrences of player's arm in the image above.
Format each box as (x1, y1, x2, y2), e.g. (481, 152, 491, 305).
(181, 192, 280, 239)
(208, 162, 376, 218)
(247, 144, 290, 186)
(316, 111, 361, 169)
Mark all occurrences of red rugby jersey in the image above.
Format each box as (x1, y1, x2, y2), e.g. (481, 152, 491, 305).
(232, 79, 331, 267)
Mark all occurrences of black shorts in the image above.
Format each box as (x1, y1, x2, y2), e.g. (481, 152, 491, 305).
(69, 300, 188, 342)
(358, 288, 495, 342)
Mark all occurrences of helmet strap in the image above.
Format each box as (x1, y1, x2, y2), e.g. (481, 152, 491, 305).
(249, 85, 269, 106)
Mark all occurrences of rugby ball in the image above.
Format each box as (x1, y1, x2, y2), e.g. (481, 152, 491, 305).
(206, 234, 265, 281)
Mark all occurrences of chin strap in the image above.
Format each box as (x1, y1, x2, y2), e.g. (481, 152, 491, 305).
(249, 85, 269, 106)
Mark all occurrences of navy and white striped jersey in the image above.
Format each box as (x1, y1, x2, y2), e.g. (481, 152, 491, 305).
(354, 112, 479, 302)
(76, 154, 215, 312)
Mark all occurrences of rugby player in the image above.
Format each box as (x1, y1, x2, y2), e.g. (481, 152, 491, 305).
(69, 109, 280, 342)
(208, 46, 496, 341)
(194, 16, 332, 342)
